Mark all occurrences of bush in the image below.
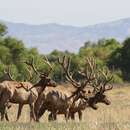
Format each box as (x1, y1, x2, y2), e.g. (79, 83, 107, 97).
(112, 70, 123, 83)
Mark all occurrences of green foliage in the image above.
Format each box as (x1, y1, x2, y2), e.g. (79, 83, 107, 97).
(0, 23, 45, 82)
(120, 38, 130, 80)
(107, 48, 122, 69)
(1, 22, 130, 83)
(0, 23, 7, 36)
(112, 70, 123, 83)
(51, 63, 63, 82)
(108, 37, 130, 81)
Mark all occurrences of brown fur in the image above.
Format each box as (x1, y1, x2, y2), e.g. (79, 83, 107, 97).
(35, 85, 87, 121)
(36, 86, 111, 121)
(0, 81, 37, 121)
(0, 77, 56, 121)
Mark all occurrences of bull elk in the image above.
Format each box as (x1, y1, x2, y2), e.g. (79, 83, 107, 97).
(36, 56, 97, 121)
(64, 65, 113, 120)
(37, 56, 113, 121)
(67, 68, 113, 120)
(0, 56, 56, 121)
(86, 68, 113, 109)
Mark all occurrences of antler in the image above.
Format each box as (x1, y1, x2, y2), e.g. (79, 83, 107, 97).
(58, 56, 80, 88)
(90, 68, 113, 93)
(100, 69, 113, 93)
(25, 66, 34, 82)
(58, 56, 98, 101)
(42, 55, 53, 76)
(24, 56, 53, 78)
(24, 58, 39, 75)
(90, 72, 102, 93)
(4, 65, 14, 81)
(78, 57, 96, 88)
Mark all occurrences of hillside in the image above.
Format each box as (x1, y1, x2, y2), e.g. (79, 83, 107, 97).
(1, 18, 130, 53)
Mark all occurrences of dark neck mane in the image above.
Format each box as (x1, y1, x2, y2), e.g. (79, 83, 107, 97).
(34, 79, 47, 94)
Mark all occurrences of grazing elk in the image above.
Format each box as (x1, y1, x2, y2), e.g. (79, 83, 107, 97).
(0, 57, 56, 121)
(35, 56, 97, 121)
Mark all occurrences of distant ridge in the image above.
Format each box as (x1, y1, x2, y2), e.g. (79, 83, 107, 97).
(1, 18, 130, 53)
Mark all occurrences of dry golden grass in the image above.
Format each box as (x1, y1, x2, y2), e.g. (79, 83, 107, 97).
(1, 86, 130, 130)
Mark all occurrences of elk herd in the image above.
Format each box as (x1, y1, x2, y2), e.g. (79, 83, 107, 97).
(0, 56, 113, 122)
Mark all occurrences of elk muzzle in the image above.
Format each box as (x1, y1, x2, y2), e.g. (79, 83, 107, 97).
(103, 98, 111, 105)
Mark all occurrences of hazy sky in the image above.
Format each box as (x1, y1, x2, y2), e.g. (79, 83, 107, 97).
(0, 0, 130, 26)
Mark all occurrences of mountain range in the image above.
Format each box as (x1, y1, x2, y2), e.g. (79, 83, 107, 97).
(1, 18, 130, 53)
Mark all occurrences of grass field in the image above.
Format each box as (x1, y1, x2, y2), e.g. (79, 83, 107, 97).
(0, 86, 130, 130)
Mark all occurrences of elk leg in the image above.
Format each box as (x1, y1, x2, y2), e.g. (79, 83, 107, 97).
(16, 104, 23, 121)
(36, 104, 46, 122)
(0, 104, 9, 121)
(68, 111, 72, 120)
(0, 90, 12, 121)
(65, 113, 68, 122)
(29, 103, 36, 122)
(78, 111, 82, 121)
(5, 103, 11, 121)
(53, 113, 57, 120)
(65, 109, 69, 122)
(1, 114, 4, 121)
(1, 108, 5, 121)
(48, 113, 53, 121)
(34, 95, 44, 118)
(48, 112, 57, 121)
(0, 103, 9, 121)
(48, 113, 54, 121)
(70, 112, 75, 120)
(5, 113, 9, 121)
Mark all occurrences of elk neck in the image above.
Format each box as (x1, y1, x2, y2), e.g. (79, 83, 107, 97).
(33, 79, 47, 95)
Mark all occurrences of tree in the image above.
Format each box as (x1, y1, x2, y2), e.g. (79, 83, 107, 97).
(108, 37, 130, 81)
(120, 37, 130, 80)
(0, 23, 7, 36)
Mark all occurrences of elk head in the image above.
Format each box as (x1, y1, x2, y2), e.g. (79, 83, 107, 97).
(86, 69, 113, 110)
(24, 56, 57, 91)
(58, 56, 96, 103)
